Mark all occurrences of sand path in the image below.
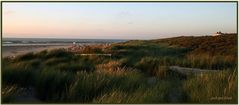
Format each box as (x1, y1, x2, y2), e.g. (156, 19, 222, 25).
(169, 66, 220, 75)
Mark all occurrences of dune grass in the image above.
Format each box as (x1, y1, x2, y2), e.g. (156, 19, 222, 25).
(183, 68, 238, 103)
(2, 35, 237, 103)
(2, 85, 21, 103)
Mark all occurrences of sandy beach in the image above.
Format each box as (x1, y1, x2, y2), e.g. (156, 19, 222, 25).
(2, 45, 71, 57)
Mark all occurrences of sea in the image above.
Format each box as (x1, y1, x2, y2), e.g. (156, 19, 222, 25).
(2, 38, 127, 46)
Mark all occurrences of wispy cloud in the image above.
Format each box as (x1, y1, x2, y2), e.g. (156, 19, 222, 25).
(116, 11, 134, 25)
(118, 11, 131, 18)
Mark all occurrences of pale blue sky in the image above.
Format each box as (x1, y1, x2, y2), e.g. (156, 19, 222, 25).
(3, 2, 237, 39)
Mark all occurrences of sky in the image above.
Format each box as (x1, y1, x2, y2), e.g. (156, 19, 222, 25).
(2, 2, 237, 39)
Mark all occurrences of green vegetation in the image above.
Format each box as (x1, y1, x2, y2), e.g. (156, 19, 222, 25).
(183, 68, 237, 103)
(2, 34, 237, 103)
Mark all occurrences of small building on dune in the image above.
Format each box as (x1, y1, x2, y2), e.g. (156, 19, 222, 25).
(212, 31, 224, 36)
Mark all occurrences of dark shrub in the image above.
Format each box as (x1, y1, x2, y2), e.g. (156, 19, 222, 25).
(14, 52, 35, 61)
(45, 49, 72, 59)
(35, 70, 75, 101)
(55, 62, 95, 72)
(2, 64, 37, 87)
(44, 57, 69, 66)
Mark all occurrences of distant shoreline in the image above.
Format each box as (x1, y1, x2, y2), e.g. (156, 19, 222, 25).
(2, 38, 127, 45)
(2, 38, 127, 57)
(2, 42, 117, 57)
(2, 43, 100, 47)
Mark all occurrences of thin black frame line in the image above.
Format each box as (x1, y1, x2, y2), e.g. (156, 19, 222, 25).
(0, 1, 238, 104)
(237, 2, 238, 35)
(0, 2, 2, 63)
(1, 1, 238, 2)
(1, 1, 2, 104)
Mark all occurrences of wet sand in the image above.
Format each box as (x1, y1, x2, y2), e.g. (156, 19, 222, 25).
(2, 45, 71, 57)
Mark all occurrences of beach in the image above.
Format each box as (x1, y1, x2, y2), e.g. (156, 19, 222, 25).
(2, 38, 126, 57)
(2, 45, 71, 57)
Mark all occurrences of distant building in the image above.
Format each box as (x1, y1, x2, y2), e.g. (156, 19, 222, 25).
(213, 31, 224, 36)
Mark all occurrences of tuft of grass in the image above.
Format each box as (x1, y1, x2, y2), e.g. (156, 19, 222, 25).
(135, 57, 162, 76)
(35, 70, 75, 102)
(183, 69, 238, 103)
(67, 69, 145, 103)
(182, 54, 237, 70)
(93, 80, 172, 104)
(96, 60, 123, 72)
(2, 85, 20, 103)
(67, 71, 111, 103)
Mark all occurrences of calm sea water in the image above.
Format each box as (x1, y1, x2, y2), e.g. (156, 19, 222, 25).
(2, 38, 127, 46)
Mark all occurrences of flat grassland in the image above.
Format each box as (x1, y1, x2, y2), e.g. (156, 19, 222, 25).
(2, 34, 237, 104)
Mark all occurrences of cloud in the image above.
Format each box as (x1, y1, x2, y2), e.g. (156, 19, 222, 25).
(115, 11, 134, 25)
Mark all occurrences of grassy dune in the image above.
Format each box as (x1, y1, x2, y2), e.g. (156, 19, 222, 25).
(2, 34, 237, 103)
